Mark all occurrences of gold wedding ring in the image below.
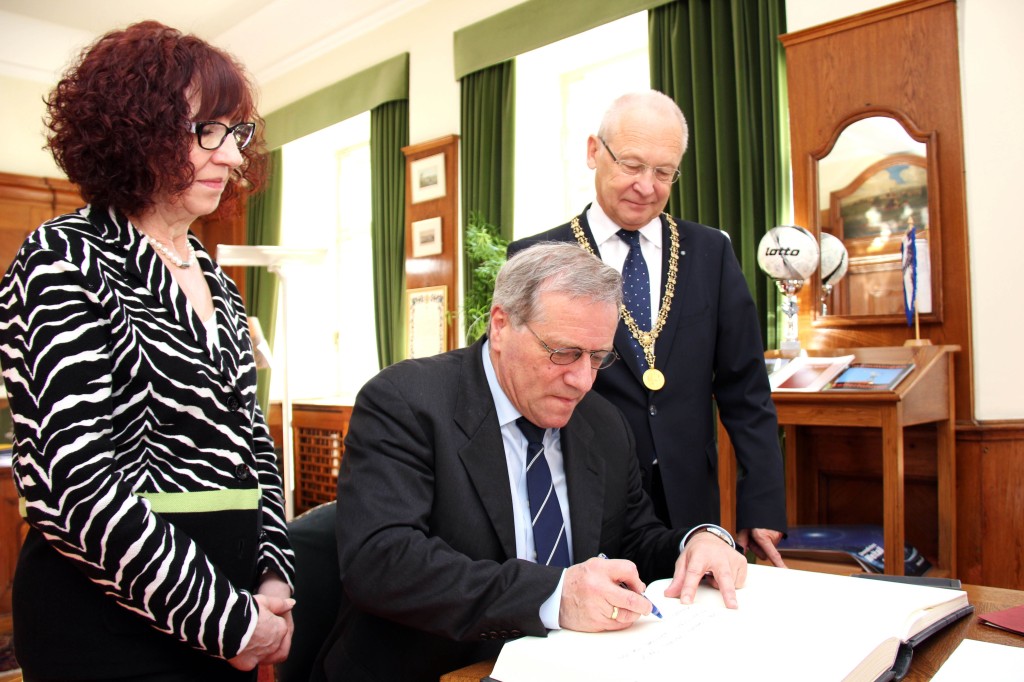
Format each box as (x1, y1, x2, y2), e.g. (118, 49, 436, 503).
(610, 605, 619, 620)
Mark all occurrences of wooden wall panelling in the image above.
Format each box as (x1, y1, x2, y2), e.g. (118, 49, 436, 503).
(781, 0, 974, 420)
(192, 198, 249, 297)
(955, 423, 1024, 590)
(0, 171, 83, 273)
(402, 135, 460, 353)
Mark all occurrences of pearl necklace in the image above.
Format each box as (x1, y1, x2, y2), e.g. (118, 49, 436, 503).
(146, 235, 196, 269)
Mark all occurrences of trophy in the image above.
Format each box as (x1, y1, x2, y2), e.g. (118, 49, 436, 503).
(757, 225, 820, 355)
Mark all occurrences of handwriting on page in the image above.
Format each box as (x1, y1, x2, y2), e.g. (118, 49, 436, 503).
(613, 605, 725, 662)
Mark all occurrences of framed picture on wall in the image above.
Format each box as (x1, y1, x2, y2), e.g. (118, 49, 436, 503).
(407, 285, 448, 359)
(410, 153, 446, 203)
(411, 217, 443, 258)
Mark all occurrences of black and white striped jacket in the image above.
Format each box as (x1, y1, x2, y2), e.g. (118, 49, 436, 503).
(0, 205, 295, 676)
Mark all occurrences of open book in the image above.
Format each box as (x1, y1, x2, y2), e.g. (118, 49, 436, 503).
(488, 564, 970, 682)
(769, 355, 856, 392)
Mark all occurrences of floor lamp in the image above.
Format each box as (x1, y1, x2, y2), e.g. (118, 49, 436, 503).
(216, 244, 326, 520)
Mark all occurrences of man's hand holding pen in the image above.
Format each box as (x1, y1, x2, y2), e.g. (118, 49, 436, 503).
(558, 557, 659, 632)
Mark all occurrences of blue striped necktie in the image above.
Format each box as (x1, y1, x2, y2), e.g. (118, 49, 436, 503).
(618, 229, 652, 370)
(516, 417, 570, 568)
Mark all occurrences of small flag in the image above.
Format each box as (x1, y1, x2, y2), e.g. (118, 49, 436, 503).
(901, 225, 917, 327)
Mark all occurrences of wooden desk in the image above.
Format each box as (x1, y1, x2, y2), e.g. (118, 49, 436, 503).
(717, 345, 959, 576)
(441, 582, 1024, 681)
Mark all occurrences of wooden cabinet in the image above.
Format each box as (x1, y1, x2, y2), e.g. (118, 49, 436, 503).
(719, 345, 958, 577)
(781, 0, 973, 420)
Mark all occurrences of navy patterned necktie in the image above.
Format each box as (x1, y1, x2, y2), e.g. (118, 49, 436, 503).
(516, 417, 570, 568)
(618, 229, 652, 370)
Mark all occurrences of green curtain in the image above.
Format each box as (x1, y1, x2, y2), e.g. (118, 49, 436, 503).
(244, 148, 283, 415)
(459, 60, 515, 342)
(370, 99, 409, 367)
(460, 60, 516, 241)
(649, 0, 788, 347)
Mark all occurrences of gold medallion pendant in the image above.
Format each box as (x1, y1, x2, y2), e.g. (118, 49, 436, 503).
(643, 368, 666, 391)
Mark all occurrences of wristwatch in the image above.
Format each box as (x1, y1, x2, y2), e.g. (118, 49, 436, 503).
(682, 524, 737, 550)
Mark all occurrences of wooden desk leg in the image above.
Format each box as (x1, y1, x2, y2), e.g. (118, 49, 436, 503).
(882, 405, 906, 576)
(717, 417, 737, 534)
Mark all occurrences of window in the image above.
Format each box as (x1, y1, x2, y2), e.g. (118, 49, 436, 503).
(513, 13, 649, 239)
(274, 112, 379, 403)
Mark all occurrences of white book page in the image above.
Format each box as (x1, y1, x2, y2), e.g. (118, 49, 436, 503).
(491, 564, 966, 682)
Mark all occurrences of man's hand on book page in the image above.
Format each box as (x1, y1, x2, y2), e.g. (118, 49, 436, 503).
(558, 557, 654, 632)
(736, 527, 787, 567)
(664, 533, 747, 609)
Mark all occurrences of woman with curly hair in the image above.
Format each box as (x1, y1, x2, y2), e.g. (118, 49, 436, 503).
(0, 21, 295, 681)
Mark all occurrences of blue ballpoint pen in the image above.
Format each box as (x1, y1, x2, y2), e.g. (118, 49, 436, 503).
(598, 553, 663, 619)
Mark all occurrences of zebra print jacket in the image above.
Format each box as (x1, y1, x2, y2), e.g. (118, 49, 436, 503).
(0, 206, 295, 670)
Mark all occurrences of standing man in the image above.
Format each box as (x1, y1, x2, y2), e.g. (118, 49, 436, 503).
(314, 243, 747, 682)
(508, 90, 787, 564)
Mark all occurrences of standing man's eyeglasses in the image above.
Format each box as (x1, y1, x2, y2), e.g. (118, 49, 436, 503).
(599, 137, 681, 184)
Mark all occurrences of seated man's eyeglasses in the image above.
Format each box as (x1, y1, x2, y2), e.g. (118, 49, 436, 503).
(526, 325, 618, 370)
(599, 137, 681, 184)
(190, 121, 256, 151)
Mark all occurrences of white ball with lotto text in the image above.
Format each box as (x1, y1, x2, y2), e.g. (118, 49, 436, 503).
(756, 225, 819, 281)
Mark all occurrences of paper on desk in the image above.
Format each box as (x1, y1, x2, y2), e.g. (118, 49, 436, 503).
(930, 638, 1024, 681)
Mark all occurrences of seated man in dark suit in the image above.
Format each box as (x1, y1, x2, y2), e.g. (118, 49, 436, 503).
(314, 243, 747, 682)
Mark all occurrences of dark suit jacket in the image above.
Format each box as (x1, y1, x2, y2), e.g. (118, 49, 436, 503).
(508, 209, 786, 533)
(315, 339, 685, 682)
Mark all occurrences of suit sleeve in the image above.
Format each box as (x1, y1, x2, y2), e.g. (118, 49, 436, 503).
(336, 370, 562, 641)
(710, 236, 788, 533)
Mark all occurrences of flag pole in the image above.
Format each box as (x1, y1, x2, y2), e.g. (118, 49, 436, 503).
(904, 218, 931, 347)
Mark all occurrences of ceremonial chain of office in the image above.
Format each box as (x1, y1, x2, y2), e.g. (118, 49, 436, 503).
(570, 213, 680, 391)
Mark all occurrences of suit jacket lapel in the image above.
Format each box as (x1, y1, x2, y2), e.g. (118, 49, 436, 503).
(561, 404, 605, 562)
(455, 341, 518, 559)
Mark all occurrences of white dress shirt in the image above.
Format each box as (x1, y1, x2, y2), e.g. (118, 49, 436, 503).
(586, 202, 664, 320)
(482, 341, 569, 628)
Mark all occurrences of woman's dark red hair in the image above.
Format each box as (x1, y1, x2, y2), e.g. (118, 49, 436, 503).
(45, 21, 267, 215)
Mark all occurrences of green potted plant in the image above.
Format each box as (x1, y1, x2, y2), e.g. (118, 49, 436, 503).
(462, 212, 508, 344)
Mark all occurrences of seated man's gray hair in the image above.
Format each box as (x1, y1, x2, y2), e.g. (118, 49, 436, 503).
(491, 241, 622, 329)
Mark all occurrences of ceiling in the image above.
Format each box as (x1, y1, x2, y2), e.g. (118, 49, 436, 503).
(0, 0, 422, 87)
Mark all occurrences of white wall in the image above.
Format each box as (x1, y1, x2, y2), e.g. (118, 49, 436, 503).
(958, 0, 1024, 420)
(0, 75, 63, 178)
(2, 0, 1020, 419)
